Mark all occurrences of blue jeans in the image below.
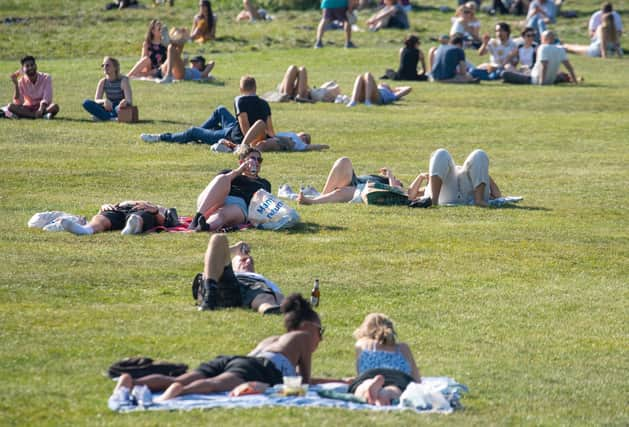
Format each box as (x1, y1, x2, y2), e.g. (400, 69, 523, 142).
(470, 68, 502, 81)
(160, 106, 238, 145)
(83, 99, 119, 121)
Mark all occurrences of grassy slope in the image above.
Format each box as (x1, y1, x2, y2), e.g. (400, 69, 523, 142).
(0, 0, 627, 425)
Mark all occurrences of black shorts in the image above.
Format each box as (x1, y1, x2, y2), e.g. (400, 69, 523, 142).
(348, 368, 415, 394)
(100, 209, 157, 231)
(236, 275, 280, 308)
(324, 7, 348, 22)
(196, 355, 283, 385)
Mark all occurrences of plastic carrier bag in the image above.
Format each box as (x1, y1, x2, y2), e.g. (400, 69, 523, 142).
(248, 189, 300, 230)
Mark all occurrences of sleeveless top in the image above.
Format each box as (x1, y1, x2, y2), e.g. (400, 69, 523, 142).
(256, 351, 297, 377)
(148, 43, 167, 69)
(396, 47, 420, 80)
(357, 343, 412, 375)
(104, 78, 124, 104)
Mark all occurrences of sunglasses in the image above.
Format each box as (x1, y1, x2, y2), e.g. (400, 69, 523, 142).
(525, 33, 535, 37)
(463, 10, 472, 14)
(249, 156, 263, 163)
(101, 63, 112, 68)
(305, 321, 325, 338)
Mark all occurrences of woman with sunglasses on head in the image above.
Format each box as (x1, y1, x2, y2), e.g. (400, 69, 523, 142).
(348, 313, 421, 406)
(82, 57, 132, 121)
(110, 293, 324, 403)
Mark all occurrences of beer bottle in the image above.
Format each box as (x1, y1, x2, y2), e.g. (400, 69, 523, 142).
(310, 279, 320, 307)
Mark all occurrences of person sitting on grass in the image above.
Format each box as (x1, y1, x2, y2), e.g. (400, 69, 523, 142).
(406, 148, 502, 207)
(59, 201, 179, 236)
(110, 293, 325, 403)
(564, 12, 622, 58)
(348, 313, 421, 405)
(366, 0, 409, 32)
(127, 19, 168, 79)
(191, 0, 217, 43)
(503, 27, 538, 73)
(297, 157, 403, 205)
(430, 34, 479, 83)
(502, 30, 578, 84)
(449, 3, 481, 48)
(82, 56, 132, 121)
(4, 55, 60, 120)
(141, 75, 270, 145)
(346, 72, 411, 107)
(473, 22, 517, 80)
(382, 34, 428, 81)
(189, 147, 270, 231)
(193, 234, 284, 313)
(229, 119, 329, 152)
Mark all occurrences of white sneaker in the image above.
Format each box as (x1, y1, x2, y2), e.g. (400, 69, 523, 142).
(108, 386, 133, 410)
(131, 385, 153, 407)
(300, 185, 320, 198)
(158, 75, 173, 84)
(346, 100, 357, 108)
(211, 140, 233, 153)
(141, 133, 160, 143)
(43, 112, 53, 120)
(121, 214, 143, 235)
(278, 184, 297, 200)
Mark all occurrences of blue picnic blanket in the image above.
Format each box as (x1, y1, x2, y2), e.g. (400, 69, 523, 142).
(109, 377, 468, 414)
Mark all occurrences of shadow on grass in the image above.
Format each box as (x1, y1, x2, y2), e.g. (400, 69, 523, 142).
(283, 222, 345, 234)
(494, 204, 551, 211)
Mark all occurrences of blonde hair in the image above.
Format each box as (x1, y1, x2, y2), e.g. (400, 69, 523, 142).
(103, 56, 120, 80)
(601, 12, 618, 45)
(353, 313, 398, 345)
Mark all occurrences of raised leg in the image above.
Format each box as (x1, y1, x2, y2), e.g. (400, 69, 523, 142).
(279, 65, 299, 97)
(363, 72, 380, 104)
(349, 74, 366, 103)
(127, 56, 152, 78)
(203, 234, 232, 281)
(196, 173, 233, 217)
(241, 120, 267, 146)
(296, 67, 310, 99)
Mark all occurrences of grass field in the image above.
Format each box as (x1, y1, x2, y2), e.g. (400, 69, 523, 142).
(0, 0, 628, 425)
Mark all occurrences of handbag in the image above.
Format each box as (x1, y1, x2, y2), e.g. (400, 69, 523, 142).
(117, 105, 139, 123)
(361, 182, 409, 206)
(247, 189, 300, 230)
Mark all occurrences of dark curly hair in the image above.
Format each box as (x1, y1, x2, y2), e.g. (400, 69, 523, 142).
(281, 293, 320, 331)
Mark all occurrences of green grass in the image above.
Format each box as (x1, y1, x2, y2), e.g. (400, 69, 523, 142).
(1, 0, 628, 425)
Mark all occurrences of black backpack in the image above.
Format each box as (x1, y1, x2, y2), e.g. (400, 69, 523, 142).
(108, 357, 188, 379)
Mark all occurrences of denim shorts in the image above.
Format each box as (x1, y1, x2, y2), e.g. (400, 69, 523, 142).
(224, 196, 248, 219)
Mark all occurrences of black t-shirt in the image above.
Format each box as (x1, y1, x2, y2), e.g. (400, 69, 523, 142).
(220, 169, 271, 206)
(230, 95, 272, 143)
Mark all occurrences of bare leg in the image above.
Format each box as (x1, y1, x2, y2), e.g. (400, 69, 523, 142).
(376, 385, 402, 406)
(243, 0, 261, 20)
(114, 371, 206, 393)
(241, 119, 267, 146)
(350, 74, 366, 103)
(166, 44, 186, 80)
(562, 44, 590, 56)
(127, 56, 153, 78)
(279, 65, 299, 97)
(297, 187, 355, 205)
(7, 104, 38, 118)
(296, 67, 310, 99)
(203, 234, 231, 281)
(251, 138, 282, 152)
(429, 176, 443, 206)
(207, 204, 246, 231)
(343, 20, 352, 45)
(316, 18, 328, 43)
(354, 374, 385, 404)
(87, 214, 113, 233)
(156, 372, 244, 401)
(322, 157, 355, 193)
(196, 174, 233, 218)
(252, 292, 284, 313)
(363, 72, 381, 104)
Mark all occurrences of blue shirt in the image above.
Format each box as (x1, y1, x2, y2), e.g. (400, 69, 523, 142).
(431, 45, 466, 81)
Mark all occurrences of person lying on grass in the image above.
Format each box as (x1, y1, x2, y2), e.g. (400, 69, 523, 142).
(406, 148, 502, 207)
(348, 313, 421, 405)
(297, 157, 405, 205)
(220, 119, 329, 152)
(59, 201, 179, 236)
(192, 234, 285, 314)
(346, 72, 411, 107)
(110, 293, 325, 403)
(189, 147, 270, 231)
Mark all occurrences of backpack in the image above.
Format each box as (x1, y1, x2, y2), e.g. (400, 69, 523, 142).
(107, 357, 188, 379)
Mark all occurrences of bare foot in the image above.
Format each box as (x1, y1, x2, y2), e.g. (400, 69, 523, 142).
(296, 191, 313, 205)
(355, 375, 385, 405)
(375, 385, 401, 406)
(155, 382, 183, 402)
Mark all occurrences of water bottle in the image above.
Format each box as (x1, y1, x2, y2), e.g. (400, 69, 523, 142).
(310, 279, 320, 307)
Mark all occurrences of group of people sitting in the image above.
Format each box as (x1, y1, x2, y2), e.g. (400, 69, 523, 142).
(112, 300, 422, 406)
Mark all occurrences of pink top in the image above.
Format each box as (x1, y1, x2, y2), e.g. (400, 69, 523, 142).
(14, 72, 53, 107)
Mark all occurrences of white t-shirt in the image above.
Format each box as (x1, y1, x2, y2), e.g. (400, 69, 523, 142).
(588, 10, 623, 34)
(518, 45, 537, 68)
(487, 38, 517, 67)
(531, 44, 567, 85)
(276, 132, 307, 151)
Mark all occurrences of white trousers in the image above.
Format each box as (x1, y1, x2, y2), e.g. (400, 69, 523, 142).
(426, 148, 490, 205)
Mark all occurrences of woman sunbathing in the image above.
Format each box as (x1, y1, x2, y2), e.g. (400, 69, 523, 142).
(348, 313, 421, 405)
(110, 293, 324, 403)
